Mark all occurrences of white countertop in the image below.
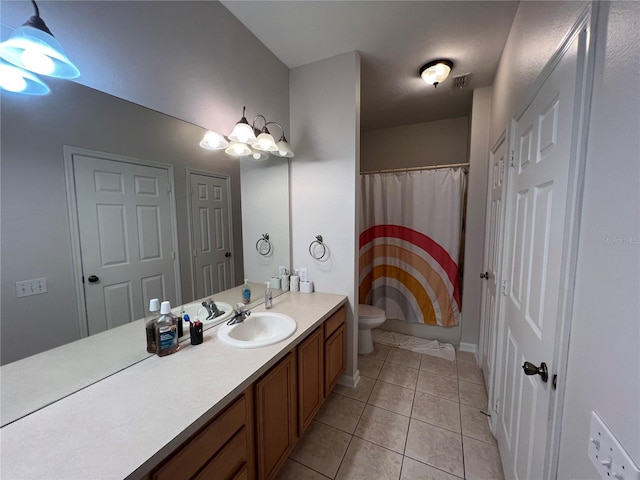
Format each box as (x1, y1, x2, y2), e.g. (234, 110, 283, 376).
(0, 291, 347, 480)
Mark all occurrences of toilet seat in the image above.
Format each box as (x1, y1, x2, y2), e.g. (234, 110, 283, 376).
(359, 304, 385, 321)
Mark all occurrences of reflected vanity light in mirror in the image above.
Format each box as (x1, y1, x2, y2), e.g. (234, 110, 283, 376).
(199, 130, 229, 150)
(200, 106, 295, 158)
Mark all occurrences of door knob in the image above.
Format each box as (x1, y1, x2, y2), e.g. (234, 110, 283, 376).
(225, 252, 231, 258)
(522, 361, 548, 382)
(87, 275, 100, 283)
(480, 272, 489, 279)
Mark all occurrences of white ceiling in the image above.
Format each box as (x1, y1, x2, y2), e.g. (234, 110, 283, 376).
(221, 1, 519, 131)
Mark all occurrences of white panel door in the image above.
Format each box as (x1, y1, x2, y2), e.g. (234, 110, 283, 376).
(479, 133, 508, 383)
(74, 154, 176, 335)
(496, 34, 580, 479)
(190, 173, 233, 299)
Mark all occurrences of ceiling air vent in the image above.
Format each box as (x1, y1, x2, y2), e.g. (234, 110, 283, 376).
(452, 74, 470, 89)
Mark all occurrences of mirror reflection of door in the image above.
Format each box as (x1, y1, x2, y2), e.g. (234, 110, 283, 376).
(74, 154, 178, 335)
(189, 172, 234, 300)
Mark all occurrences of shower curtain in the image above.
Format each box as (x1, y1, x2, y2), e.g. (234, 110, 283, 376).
(359, 168, 466, 327)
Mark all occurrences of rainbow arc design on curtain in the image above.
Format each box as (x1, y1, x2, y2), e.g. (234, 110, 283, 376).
(359, 170, 465, 327)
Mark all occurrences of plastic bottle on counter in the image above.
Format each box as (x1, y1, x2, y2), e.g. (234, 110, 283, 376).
(145, 298, 160, 353)
(155, 301, 179, 357)
(242, 279, 251, 303)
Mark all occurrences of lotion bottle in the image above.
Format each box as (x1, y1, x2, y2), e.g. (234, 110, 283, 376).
(265, 282, 273, 309)
(145, 298, 160, 353)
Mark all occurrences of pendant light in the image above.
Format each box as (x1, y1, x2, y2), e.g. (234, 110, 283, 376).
(419, 59, 453, 88)
(228, 106, 257, 144)
(0, 58, 49, 95)
(0, 1, 80, 79)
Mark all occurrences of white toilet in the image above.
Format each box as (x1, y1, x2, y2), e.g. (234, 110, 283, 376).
(358, 304, 386, 354)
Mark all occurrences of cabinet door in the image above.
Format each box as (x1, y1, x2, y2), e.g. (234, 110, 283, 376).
(298, 327, 324, 435)
(255, 352, 297, 480)
(325, 324, 346, 396)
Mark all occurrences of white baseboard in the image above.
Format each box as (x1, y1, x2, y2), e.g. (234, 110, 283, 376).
(459, 342, 477, 353)
(338, 369, 360, 389)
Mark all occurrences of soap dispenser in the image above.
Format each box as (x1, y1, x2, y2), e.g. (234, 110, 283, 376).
(242, 279, 251, 303)
(265, 282, 273, 309)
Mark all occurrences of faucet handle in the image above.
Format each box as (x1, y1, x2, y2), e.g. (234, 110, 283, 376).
(235, 302, 246, 313)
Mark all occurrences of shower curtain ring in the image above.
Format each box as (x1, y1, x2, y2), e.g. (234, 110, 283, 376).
(309, 235, 326, 260)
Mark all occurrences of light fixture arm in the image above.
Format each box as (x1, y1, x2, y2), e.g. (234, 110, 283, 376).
(25, 1, 54, 36)
(251, 114, 269, 134)
(264, 121, 288, 141)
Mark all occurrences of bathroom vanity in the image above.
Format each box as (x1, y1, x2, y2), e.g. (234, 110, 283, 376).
(0, 291, 347, 480)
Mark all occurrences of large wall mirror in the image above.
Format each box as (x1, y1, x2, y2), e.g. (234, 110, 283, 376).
(0, 79, 291, 424)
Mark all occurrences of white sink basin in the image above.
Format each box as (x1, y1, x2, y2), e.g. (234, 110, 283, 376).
(176, 301, 234, 325)
(217, 312, 297, 348)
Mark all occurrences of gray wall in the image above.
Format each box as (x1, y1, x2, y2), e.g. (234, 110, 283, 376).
(290, 52, 361, 385)
(361, 117, 469, 172)
(558, 2, 640, 476)
(460, 87, 493, 347)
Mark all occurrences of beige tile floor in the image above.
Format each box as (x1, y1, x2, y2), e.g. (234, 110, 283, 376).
(277, 342, 504, 480)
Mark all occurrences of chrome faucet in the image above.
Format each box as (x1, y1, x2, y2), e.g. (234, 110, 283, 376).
(201, 299, 224, 320)
(227, 303, 251, 325)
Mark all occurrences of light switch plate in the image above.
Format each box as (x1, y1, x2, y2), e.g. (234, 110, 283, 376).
(588, 411, 640, 480)
(15, 277, 47, 298)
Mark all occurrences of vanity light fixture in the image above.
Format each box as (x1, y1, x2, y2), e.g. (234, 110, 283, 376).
(419, 59, 453, 88)
(0, 0, 80, 79)
(199, 106, 295, 158)
(0, 58, 49, 95)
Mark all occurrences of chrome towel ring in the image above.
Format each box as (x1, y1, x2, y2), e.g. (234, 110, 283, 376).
(309, 235, 327, 260)
(256, 233, 272, 256)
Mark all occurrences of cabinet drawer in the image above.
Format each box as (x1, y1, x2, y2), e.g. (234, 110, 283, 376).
(194, 427, 248, 480)
(323, 305, 346, 339)
(152, 394, 247, 480)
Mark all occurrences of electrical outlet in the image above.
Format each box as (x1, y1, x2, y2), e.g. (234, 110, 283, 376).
(588, 411, 640, 480)
(15, 277, 47, 298)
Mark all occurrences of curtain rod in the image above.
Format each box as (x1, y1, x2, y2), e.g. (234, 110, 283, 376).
(360, 162, 470, 175)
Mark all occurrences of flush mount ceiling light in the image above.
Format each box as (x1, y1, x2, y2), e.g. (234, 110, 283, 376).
(199, 106, 295, 159)
(0, 0, 80, 79)
(0, 58, 49, 95)
(419, 59, 454, 88)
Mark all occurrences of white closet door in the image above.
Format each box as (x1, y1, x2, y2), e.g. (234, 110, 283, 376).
(495, 31, 581, 479)
(479, 133, 508, 383)
(189, 173, 233, 300)
(74, 154, 176, 335)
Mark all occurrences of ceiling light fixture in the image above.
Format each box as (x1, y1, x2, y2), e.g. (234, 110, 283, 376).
(200, 106, 295, 159)
(419, 59, 453, 88)
(0, 0, 80, 79)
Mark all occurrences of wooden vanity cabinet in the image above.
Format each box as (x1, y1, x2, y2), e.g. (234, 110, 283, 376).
(297, 326, 324, 435)
(254, 352, 298, 480)
(150, 387, 254, 480)
(324, 306, 347, 396)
